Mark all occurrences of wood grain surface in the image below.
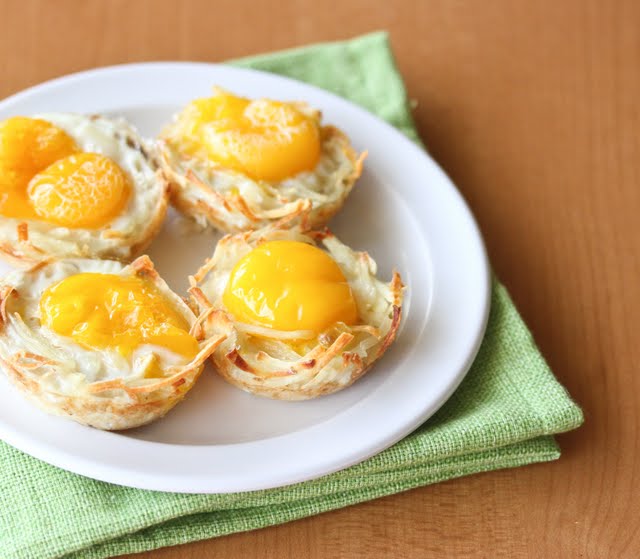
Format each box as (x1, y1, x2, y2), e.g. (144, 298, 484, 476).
(2, 0, 639, 557)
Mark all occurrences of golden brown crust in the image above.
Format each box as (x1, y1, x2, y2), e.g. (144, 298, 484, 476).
(0, 256, 226, 430)
(191, 221, 404, 401)
(0, 352, 200, 430)
(224, 348, 254, 373)
(130, 253, 160, 280)
(159, 125, 365, 233)
(0, 222, 47, 268)
(0, 285, 16, 326)
(0, 142, 170, 268)
(122, 174, 170, 260)
(17, 222, 29, 243)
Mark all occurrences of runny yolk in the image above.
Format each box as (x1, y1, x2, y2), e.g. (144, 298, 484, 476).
(28, 153, 130, 228)
(0, 117, 78, 219)
(39, 273, 200, 359)
(0, 116, 130, 228)
(222, 240, 358, 334)
(173, 91, 321, 182)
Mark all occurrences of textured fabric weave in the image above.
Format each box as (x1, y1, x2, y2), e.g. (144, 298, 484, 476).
(0, 32, 583, 559)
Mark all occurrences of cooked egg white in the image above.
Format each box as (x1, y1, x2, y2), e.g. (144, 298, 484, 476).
(0, 256, 224, 430)
(189, 217, 403, 400)
(158, 88, 364, 233)
(0, 114, 169, 265)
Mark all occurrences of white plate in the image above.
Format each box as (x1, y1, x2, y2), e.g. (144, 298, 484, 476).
(0, 63, 490, 493)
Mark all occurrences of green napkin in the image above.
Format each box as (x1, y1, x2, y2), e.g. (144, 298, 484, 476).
(0, 32, 582, 559)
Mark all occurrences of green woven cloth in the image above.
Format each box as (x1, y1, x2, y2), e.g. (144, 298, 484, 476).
(0, 32, 583, 559)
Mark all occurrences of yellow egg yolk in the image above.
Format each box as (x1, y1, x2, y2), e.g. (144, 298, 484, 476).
(173, 91, 321, 182)
(39, 273, 200, 360)
(0, 117, 78, 219)
(0, 117, 130, 228)
(222, 240, 358, 334)
(28, 153, 130, 228)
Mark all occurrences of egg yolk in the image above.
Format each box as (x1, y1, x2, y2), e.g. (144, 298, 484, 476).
(173, 91, 321, 182)
(39, 273, 199, 359)
(0, 117, 130, 228)
(222, 240, 358, 334)
(0, 117, 78, 219)
(28, 153, 130, 228)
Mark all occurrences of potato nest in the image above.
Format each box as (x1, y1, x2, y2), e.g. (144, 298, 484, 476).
(189, 217, 403, 400)
(0, 256, 224, 430)
(158, 102, 365, 233)
(0, 114, 169, 267)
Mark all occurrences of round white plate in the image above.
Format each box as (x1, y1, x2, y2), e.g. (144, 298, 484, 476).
(0, 63, 490, 493)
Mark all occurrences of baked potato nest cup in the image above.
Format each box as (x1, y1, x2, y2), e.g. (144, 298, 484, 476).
(189, 217, 404, 401)
(0, 115, 170, 268)
(0, 255, 225, 430)
(158, 108, 365, 234)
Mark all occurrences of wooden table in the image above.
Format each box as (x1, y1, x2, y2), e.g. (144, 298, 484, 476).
(2, 0, 638, 556)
